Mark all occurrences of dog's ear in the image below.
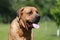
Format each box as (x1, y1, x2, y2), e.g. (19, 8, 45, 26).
(20, 20, 28, 30)
(17, 7, 24, 19)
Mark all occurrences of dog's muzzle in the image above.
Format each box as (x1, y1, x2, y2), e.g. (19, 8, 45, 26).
(26, 14, 40, 29)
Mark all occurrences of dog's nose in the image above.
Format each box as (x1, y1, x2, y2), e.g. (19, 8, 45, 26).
(36, 15, 40, 18)
(33, 14, 40, 23)
(35, 14, 40, 19)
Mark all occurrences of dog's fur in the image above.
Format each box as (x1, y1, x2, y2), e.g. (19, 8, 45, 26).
(8, 6, 40, 40)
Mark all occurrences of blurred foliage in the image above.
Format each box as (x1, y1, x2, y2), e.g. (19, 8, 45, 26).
(50, 0, 60, 26)
(0, 0, 16, 23)
(0, 0, 60, 24)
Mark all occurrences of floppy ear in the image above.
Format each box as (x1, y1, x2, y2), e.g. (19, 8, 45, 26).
(20, 20, 28, 30)
(17, 7, 24, 19)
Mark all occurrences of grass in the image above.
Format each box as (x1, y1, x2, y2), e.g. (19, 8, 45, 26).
(0, 24, 10, 40)
(0, 21, 60, 40)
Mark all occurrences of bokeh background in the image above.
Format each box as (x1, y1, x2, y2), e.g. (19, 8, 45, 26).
(0, 0, 60, 40)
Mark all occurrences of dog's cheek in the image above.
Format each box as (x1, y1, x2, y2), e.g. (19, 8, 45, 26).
(26, 16, 30, 20)
(21, 14, 26, 20)
(25, 16, 30, 21)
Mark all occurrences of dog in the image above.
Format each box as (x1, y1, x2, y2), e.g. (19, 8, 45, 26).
(8, 6, 40, 40)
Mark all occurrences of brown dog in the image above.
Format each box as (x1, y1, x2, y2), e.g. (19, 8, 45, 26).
(8, 6, 40, 40)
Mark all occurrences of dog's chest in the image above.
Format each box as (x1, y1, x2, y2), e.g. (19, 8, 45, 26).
(17, 28, 32, 40)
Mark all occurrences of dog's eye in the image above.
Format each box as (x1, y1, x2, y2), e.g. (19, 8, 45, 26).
(28, 11, 32, 15)
(36, 11, 38, 13)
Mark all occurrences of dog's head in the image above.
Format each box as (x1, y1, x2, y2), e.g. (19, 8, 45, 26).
(17, 6, 40, 30)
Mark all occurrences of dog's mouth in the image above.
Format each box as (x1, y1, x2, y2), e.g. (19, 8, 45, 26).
(26, 21, 40, 29)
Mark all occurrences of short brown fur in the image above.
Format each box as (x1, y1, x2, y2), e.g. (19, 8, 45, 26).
(8, 6, 38, 40)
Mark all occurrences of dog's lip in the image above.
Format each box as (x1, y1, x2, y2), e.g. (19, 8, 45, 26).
(26, 21, 39, 29)
(26, 21, 33, 26)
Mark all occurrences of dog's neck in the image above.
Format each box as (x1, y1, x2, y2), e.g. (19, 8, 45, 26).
(15, 17, 33, 40)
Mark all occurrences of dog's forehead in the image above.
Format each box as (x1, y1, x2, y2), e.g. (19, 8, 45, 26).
(23, 7, 37, 12)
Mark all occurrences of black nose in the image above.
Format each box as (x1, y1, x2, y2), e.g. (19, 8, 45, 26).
(32, 14, 40, 23)
(35, 14, 40, 19)
(35, 14, 40, 22)
(36, 15, 40, 19)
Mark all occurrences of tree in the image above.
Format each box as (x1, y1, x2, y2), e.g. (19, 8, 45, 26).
(50, 0, 60, 36)
(34, 0, 56, 16)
